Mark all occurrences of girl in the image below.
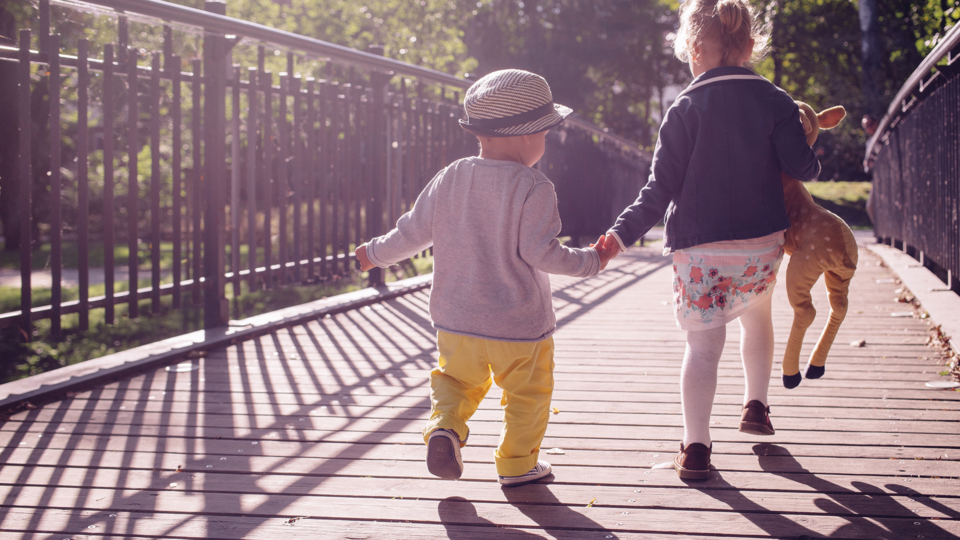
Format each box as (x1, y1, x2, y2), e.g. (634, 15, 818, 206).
(603, 0, 820, 479)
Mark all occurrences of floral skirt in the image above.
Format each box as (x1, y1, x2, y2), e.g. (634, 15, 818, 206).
(672, 231, 785, 331)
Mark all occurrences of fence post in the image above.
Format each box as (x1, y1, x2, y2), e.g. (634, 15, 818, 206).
(203, 0, 229, 328)
(367, 45, 389, 287)
(18, 30, 32, 338)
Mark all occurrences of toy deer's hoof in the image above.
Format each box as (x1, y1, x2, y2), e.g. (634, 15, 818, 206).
(782, 372, 802, 389)
(805, 364, 825, 379)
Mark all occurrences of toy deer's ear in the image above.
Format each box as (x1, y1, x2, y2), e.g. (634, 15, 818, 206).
(817, 106, 846, 130)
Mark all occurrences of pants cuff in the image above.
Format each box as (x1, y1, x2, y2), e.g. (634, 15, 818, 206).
(422, 416, 469, 447)
(495, 449, 540, 477)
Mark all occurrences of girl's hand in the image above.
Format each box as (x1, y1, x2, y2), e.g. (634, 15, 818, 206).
(604, 233, 623, 259)
(355, 244, 376, 271)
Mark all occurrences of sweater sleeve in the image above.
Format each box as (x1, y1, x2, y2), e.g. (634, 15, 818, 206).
(518, 180, 601, 278)
(608, 104, 692, 248)
(773, 96, 821, 181)
(366, 170, 441, 268)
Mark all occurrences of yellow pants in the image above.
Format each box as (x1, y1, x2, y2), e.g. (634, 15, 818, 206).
(422, 331, 555, 477)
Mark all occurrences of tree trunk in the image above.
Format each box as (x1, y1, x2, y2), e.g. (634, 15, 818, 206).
(769, 1, 783, 88)
(859, 0, 882, 117)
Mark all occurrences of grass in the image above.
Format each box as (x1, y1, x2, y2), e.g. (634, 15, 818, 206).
(0, 240, 175, 270)
(803, 181, 872, 228)
(804, 181, 871, 206)
(0, 254, 434, 385)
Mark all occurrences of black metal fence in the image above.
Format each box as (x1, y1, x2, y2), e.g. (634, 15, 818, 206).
(866, 22, 960, 293)
(1, 0, 650, 337)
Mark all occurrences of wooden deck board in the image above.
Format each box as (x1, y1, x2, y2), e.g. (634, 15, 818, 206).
(1, 247, 958, 539)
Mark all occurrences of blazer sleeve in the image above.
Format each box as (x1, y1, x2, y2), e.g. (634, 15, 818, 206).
(773, 96, 821, 181)
(608, 104, 692, 248)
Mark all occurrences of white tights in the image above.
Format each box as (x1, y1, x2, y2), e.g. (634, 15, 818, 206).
(680, 296, 774, 447)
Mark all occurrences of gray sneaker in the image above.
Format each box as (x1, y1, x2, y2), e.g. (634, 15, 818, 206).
(498, 460, 552, 486)
(426, 429, 463, 480)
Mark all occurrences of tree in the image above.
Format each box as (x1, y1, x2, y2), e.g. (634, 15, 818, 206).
(465, 0, 687, 148)
(752, 0, 958, 181)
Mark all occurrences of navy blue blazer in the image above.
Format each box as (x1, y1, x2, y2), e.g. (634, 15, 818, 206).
(609, 66, 820, 252)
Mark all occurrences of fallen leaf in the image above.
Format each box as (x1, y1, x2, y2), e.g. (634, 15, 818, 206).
(552, 407, 560, 415)
(587, 497, 596, 508)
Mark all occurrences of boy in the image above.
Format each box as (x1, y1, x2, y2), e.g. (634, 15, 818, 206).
(355, 69, 611, 486)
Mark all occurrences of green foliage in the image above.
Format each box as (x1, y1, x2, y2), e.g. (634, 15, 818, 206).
(0, 269, 370, 384)
(466, 0, 686, 149)
(803, 180, 872, 226)
(802, 181, 871, 206)
(163, 0, 480, 78)
(751, 0, 959, 182)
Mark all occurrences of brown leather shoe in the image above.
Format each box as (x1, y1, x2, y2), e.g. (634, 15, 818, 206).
(740, 400, 775, 435)
(673, 442, 711, 480)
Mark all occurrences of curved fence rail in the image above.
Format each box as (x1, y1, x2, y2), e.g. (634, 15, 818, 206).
(866, 22, 960, 293)
(0, 0, 650, 337)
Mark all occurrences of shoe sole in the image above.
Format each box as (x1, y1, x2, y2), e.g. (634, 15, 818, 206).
(499, 467, 552, 487)
(739, 422, 775, 435)
(426, 435, 463, 480)
(674, 461, 710, 480)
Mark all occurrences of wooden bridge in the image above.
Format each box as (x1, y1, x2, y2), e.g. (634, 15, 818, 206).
(2, 243, 958, 539)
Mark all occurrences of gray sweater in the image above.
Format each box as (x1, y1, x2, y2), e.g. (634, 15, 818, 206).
(366, 157, 601, 342)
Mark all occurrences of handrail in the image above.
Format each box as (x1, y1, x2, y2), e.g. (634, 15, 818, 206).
(864, 21, 960, 171)
(565, 115, 649, 157)
(56, 0, 650, 160)
(57, 0, 471, 88)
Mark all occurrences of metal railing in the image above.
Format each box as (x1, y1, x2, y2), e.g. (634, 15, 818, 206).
(865, 22, 960, 292)
(2, 0, 650, 336)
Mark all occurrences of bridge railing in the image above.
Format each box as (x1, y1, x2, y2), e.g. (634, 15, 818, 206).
(2, 0, 651, 337)
(865, 21, 960, 293)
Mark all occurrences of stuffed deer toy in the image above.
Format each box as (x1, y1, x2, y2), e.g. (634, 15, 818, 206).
(781, 102, 858, 389)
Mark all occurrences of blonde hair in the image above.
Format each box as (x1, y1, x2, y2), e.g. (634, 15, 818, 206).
(673, 0, 769, 66)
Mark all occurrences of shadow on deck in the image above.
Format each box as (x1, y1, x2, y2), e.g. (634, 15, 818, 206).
(0, 247, 958, 539)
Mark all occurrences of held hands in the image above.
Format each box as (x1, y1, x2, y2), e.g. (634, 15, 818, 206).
(355, 244, 376, 272)
(590, 234, 621, 271)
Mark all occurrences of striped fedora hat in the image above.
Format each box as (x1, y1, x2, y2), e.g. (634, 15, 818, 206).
(460, 69, 573, 137)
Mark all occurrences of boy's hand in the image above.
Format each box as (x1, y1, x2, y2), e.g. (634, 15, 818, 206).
(590, 235, 613, 271)
(355, 244, 376, 271)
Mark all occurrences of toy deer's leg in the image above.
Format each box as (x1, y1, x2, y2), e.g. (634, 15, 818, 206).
(807, 269, 853, 379)
(783, 258, 820, 388)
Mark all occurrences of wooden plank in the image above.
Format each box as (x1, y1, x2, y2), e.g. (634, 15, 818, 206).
(2, 424, 955, 463)
(3, 246, 958, 539)
(19, 390, 958, 420)
(3, 398, 953, 435)
(3, 433, 958, 478)
(2, 411, 958, 449)
(13, 377, 958, 412)
(0, 484, 956, 539)
(3, 467, 958, 520)
(0, 507, 747, 540)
